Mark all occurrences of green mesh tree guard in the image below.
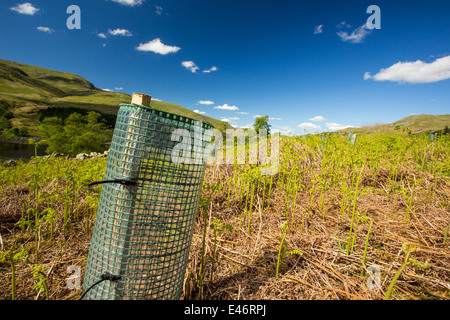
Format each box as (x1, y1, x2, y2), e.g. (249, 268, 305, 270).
(82, 103, 213, 300)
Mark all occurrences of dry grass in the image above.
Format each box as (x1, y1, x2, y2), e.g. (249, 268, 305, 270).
(184, 163, 450, 300)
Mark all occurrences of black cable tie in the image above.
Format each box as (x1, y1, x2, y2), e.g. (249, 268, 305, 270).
(80, 272, 122, 300)
(101, 272, 122, 282)
(87, 178, 137, 192)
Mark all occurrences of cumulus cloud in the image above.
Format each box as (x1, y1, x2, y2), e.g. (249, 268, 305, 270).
(108, 28, 133, 37)
(214, 104, 239, 111)
(269, 117, 283, 121)
(309, 116, 327, 122)
(221, 117, 239, 125)
(198, 100, 215, 105)
(102, 89, 113, 92)
(325, 122, 354, 131)
(115, 87, 123, 90)
(136, 38, 181, 55)
(97, 33, 107, 39)
(111, 0, 143, 6)
(194, 110, 206, 114)
(236, 112, 249, 115)
(364, 55, 450, 84)
(314, 25, 324, 34)
(182, 61, 199, 73)
(203, 66, 218, 73)
(337, 24, 372, 43)
(37, 26, 54, 33)
(298, 122, 321, 130)
(10, 3, 39, 15)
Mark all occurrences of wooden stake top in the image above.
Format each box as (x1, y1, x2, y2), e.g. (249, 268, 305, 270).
(131, 93, 152, 107)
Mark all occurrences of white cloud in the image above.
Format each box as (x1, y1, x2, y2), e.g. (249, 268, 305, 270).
(337, 24, 372, 43)
(222, 117, 239, 121)
(221, 117, 239, 124)
(194, 110, 206, 114)
(37, 26, 54, 33)
(115, 87, 123, 90)
(214, 104, 239, 111)
(111, 0, 143, 6)
(314, 25, 324, 34)
(182, 61, 199, 73)
(325, 122, 354, 131)
(236, 112, 249, 115)
(136, 38, 181, 55)
(309, 116, 327, 122)
(274, 125, 296, 135)
(154, 5, 163, 15)
(198, 100, 215, 105)
(298, 122, 321, 130)
(97, 33, 107, 39)
(102, 89, 113, 92)
(364, 55, 450, 84)
(252, 115, 263, 118)
(108, 28, 133, 37)
(152, 97, 161, 101)
(203, 66, 218, 73)
(10, 3, 39, 15)
(269, 117, 283, 121)
(337, 21, 351, 29)
(240, 124, 253, 129)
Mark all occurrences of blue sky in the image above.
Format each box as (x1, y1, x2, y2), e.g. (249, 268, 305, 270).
(1, 0, 449, 134)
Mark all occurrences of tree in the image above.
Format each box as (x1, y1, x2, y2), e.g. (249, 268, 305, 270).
(38, 111, 111, 156)
(253, 115, 271, 134)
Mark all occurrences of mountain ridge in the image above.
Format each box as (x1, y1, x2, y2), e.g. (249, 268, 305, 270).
(339, 114, 450, 135)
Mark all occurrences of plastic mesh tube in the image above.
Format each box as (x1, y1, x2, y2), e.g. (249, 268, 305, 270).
(82, 103, 213, 300)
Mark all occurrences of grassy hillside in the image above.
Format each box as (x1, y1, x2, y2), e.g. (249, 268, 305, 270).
(0, 59, 231, 133)
(340, 114, 450, 135)
(392, 114, 450, 133)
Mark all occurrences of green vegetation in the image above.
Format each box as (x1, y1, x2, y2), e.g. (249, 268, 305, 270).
(0, 130, 449, 300)
(38, 106, 117, 128)
(384, 243, 429, 300)
(0, 100, 15, 131)
(38, 111, 112, 156)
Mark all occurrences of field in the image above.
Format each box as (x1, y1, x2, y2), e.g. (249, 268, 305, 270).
(0, 131, 449, 300)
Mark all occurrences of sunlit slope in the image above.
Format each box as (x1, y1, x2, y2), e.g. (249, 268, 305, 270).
(0, 59, 231, 130)
(340, 114, 450, 134)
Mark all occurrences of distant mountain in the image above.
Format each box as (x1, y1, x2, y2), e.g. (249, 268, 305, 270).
(340, 114, 450, 134)
(0, 59, 232, 132)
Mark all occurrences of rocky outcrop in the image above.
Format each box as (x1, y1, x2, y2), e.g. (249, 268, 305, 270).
(75, 150, 109, 160)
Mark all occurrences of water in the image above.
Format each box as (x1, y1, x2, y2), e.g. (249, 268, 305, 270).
(0, 141, 48, 160)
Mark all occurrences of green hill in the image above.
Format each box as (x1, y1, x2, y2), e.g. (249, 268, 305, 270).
(0, 59, 231, 134)
(340, 114, 450, 135)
